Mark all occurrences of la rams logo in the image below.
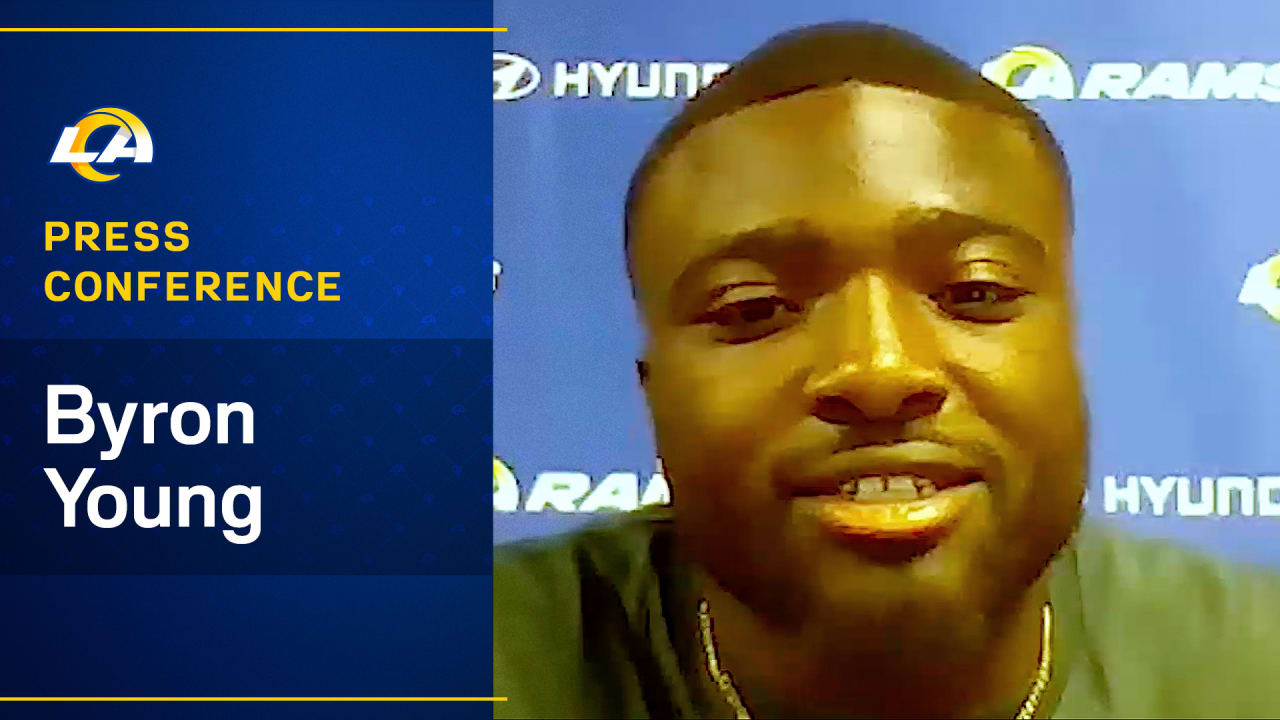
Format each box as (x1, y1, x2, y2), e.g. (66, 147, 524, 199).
(494, 456, 519, 511)
(981, 45, 1076, 100)
(50, 107, 153, 182)
(1239, 251, 1280, 322)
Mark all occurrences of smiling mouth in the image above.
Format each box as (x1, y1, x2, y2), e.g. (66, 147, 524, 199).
(785, 444, 990, 561)
(798, 484, 982, 564)
(798, 474, 983, 561)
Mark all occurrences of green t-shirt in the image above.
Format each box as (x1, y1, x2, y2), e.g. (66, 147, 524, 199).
(494, 512, 1280, 718)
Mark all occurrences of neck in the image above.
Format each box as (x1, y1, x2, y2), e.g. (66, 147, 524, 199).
(699, 577, 1051, 719)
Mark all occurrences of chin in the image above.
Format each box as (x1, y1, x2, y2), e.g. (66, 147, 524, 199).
(819, 506, 1078, 657)
(795, 515, 1054, 648)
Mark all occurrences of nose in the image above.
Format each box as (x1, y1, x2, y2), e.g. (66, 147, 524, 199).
(804, 273, 948, 426)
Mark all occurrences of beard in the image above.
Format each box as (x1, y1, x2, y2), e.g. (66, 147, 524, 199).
(676, 461, 1085, 718)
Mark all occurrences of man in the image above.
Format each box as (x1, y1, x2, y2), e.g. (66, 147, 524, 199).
(494, 22, 1280, 719)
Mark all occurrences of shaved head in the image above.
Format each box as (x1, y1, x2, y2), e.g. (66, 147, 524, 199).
(625, 22, 1071, 286)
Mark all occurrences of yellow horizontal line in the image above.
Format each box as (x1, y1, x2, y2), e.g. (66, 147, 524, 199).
(0, 28, 507, 32)
(0, 691, 509, 696)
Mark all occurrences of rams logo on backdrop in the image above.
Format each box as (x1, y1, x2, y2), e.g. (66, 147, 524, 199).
(982, 45, 1280, 101)
(1239, 251, 1280, 322)
(981, 45, 1076, 100)
(50, 107, 153, 182)
(493, 52, 541, 101)
(493, 455, 671, 513)
(494, 457, 520, 511)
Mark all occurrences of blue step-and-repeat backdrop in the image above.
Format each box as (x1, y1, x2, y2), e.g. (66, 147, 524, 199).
(492, 0, 1280, 570)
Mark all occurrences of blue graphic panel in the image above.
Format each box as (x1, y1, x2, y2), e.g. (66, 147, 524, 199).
(0, 0, 495, 714)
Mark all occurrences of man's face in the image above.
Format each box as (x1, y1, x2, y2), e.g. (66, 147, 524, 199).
(631, 82, 1087, 655)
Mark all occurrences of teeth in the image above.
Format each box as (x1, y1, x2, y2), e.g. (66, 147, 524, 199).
(838, 476, 938, 503)
(882, 476, 919, 501)
(914, 477, 938, 498)
(886, 477, 914, 491)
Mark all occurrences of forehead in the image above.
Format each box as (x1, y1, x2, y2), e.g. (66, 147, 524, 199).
(630, 81, 1070, 301)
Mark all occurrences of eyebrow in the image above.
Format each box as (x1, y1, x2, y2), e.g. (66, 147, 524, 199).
(668, 207, 1048, 306)
(891, 206, 1047, 263)
(667, 220, 828, 306)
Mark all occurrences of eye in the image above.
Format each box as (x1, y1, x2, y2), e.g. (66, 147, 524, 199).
(697, 295, 803, 343)
(930, 281, 1029, 323)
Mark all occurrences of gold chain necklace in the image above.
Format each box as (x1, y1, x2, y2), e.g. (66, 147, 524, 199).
(697, 600, 1053, 720)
